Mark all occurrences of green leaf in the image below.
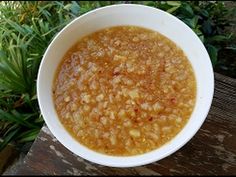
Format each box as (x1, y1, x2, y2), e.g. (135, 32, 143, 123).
(5, 19, 27, 36)
(41, 21, 68, 37)
(3, 123, 19, 137)
(31, 94, 37, 100)
(192, 28, 205, 43)
(183, 16, 198, 28)
(166, 1, 181, 7)
(180, 3, 194, 17)
(167, 6, 180, 14)
(225, 44, 236, 51)
(0, 127, 20, 151)
(0, 59, 27, 93)
(64, 4, 72, 11)
(202, 19, 212, 35)
(0, 109, 38, 128)
(207, 45, 218, 66)
(155, 2, 172, 11)
(199, 35, 205, 43)
(207, 34, 233, 43)
(34, 114, 44, 124)
(18, 129, 40, 143)
(200, 9, 209, 17)
(193, 28, 203, 36)
(143, 1, 156, 7)
(0, 50, 7, 58)
(71, 1, 80, 15)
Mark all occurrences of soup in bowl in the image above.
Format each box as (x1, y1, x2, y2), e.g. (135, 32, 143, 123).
(37, 4, 214, 167)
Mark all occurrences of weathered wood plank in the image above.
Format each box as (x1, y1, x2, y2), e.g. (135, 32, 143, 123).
(14, 73, 236, 175)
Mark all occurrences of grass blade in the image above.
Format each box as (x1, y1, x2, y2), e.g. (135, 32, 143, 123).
(0, 127, 20, 151)
(18, 129, 40, 143)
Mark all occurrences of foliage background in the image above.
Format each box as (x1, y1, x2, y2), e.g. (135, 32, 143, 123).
(0, 1, 235, 151)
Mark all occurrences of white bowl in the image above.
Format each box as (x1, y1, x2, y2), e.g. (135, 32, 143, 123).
(37, 4, 214, 167)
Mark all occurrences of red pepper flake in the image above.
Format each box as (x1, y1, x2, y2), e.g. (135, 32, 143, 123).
(148, 117, 153, 121)
(170, 97, 176, 104)
(134, 108, 138, 112)
(113, 71, 120, 76)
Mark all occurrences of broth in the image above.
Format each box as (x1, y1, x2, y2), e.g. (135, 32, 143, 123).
(53, 26, 196, 156)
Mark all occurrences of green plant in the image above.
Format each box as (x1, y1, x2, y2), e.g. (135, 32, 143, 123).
(0, 1, 78, 151)
(0, 1, 235, 152)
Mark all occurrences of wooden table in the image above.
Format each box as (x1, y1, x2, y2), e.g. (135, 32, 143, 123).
(14, 73, 236, 175)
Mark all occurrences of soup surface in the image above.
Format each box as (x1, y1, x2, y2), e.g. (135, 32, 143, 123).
(53, 26, 196, 156)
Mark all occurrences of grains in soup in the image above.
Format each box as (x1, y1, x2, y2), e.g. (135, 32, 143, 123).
(53, 26, 196, 156)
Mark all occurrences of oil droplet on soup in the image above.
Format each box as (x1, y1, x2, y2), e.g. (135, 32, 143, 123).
(53, 26, 196, 156)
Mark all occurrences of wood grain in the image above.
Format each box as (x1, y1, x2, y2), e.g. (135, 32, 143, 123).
(14, 73, 236, 175)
